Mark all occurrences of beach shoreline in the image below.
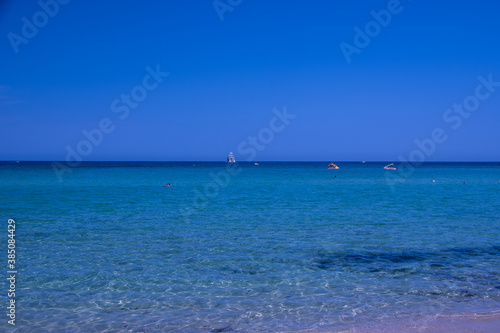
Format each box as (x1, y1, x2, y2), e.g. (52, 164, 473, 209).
(344, 310, 500, 333)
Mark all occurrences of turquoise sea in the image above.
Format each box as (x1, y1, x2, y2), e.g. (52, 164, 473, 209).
(1, 161, 500, 332)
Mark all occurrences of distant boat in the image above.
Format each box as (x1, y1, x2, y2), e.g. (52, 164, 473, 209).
(362, 161, 366, 163)
(328, 163, 339, 169)
(383, 163, 396, 170)
(227, 152, 235, 163)
(254, 162, 259, 166)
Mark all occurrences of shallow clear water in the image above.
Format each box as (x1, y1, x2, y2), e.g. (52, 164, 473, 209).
(1, 162, 499, 332)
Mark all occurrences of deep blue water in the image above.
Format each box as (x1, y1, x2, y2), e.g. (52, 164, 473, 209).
(1, 161, 500, 332)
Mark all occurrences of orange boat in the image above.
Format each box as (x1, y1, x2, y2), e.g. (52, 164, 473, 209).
(384, 163, 396, 170)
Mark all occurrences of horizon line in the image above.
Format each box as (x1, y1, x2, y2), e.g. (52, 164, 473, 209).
(2, 160, 500, 163)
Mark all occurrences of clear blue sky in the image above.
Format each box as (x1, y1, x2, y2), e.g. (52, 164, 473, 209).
(1, 0, 499, 161)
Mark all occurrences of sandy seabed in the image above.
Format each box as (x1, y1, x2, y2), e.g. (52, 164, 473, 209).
(344, 311, 500, 333)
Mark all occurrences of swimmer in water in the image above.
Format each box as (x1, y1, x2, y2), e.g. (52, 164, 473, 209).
(166, 183, 171, 187)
